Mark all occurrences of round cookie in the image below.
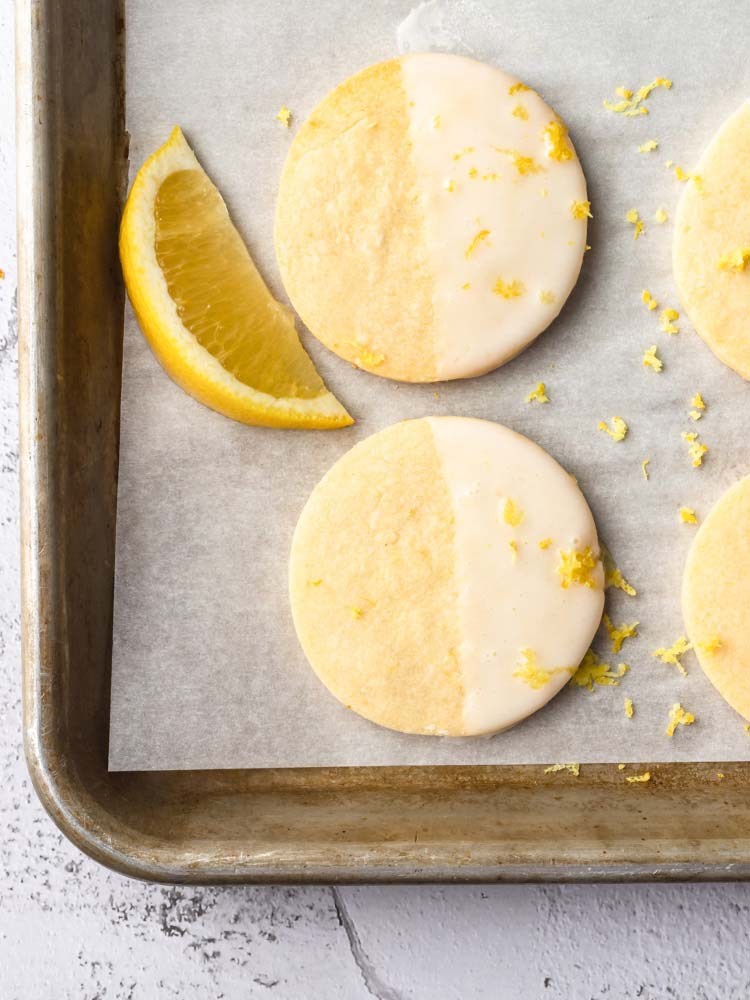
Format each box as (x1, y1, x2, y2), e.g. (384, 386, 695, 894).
(289, 417, 604, 737)
(683, 476, 750, 720)
(674, 100, 750, 379)
(275, 54, 589, 383)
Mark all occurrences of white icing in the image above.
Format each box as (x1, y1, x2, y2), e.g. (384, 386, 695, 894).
(403, 54, 589, 380)
(429, 416, 604, 734)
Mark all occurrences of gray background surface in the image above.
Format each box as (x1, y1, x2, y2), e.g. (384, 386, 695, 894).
(5, 2, 750, 997)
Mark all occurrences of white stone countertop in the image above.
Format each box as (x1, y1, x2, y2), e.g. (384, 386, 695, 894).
(3, 3, 750, 997)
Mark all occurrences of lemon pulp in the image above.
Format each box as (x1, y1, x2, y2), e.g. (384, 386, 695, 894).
(154, 169, 325, 400)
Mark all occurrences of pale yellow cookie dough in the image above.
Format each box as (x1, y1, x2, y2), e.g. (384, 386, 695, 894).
(683, 475, 750, 720)
(275, 54, 588, 383)
(289, 417, 604, 737)
(674, 101, 750, 379)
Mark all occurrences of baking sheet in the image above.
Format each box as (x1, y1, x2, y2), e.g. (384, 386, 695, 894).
(110, 0, 750, 771)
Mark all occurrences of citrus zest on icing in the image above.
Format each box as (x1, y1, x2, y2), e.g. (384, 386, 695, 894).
(468, 166, 478, 179)
(654, 207, 668, 224)
(542, 120, 573, 161)
(598, 416, 628, 442)
(526, 381, 549, 403)
(571, 650, 629, 691)
(682, 431, 708, 468)
(679, 507, 698, 525)
(513, 648, 571, 690)
(511, 103, 529, 120)
(503, 498, 524, 527)
(493, 147, 544, 175)
(641, 458, 650, 481)
(544, 763, 580, 776)
(557, 547, 600, 589)
(642, 289, 658, 311)
(538, 537, 553, 550)
(465, 229, 490, 258)
(493, 277, 525, 299)
(571, 200, 592, 220)
(638, 139, 659, 153)
(652, 636, 692, 676)
(509, 81, 530, 95)
(349, 343, 385, 368)
(666, 703, 695, 738)
(453, 146, 475, 160)
(626, 771, 650, 783)
(717, 246, 750, 272)
(624, 697, 634, 719)
(509, 539, 519, 563)
(659, 308, 680, 334)
(350, 606, 364, 620)
(603, 614, 639, 653)
(642, 345, 663, 372)
(443, 178, 456, 192)
(275, 105, 292, 127)
(431, 114, 441, 129)
(604, 77, 671, 116)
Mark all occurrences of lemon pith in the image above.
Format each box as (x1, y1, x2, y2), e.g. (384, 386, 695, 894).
(119, 127, 353, 429)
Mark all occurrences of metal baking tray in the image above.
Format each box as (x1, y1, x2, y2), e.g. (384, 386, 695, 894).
(17, 0, 750, 883)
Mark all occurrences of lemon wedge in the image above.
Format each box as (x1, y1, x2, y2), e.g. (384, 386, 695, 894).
(119, 127, 353, 429)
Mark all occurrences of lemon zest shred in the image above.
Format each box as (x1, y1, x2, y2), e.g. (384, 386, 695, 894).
(642, 289, 658, 311)
(601, 545, 637, 596)
(453, 145, 475, 160)
(604, 77, 671, 116)
(538, 537, 553, 550)
(679, 506, 698, 525)
(492, 147, 544, 175)
(624, 697, 634, 719)
(526, 381, 549, 403)
(666, 703, 695, 738)
(557, 547, 600, 589)
(641, 458, 650, 481)
(659, 308, 680, 334)
(697, 636, 722, 655)
(511, 103, 529, 120)
(603, 614, 639, 653)
(682, 431, 708, 468)
(509, 539, 519, 563)
(571, 650, 629, 691)
(598, 416, 628, 442)
(544, 762, 580, 776)
(513, 648, 572, 690)
(626, 209, 645, 239)
(638, 139, 659, 153)
(652, 637, 692, 676)
(654, 207, 669, 224)
(275, 105, 292, 127)
(493, 277, 525, 299)
(538, 289, 555, 305)
(431, 114, 441, 129)
(642, 345, 663, 372)
(509, 81, 530, 95)
(571, 199, 593, 220)
(503, 498, 524, 527)
(443, 178, 456, 192)
(465, 229, 491, 259)
(542, 120, 574, 162)
(626, 771, 651, 783)
(351, 606, 364, 620)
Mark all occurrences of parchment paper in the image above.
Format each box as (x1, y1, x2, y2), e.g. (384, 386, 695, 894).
(110, 0, 750, 771)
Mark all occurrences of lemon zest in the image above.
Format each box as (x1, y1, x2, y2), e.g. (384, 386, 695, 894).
(509, 81, 530, 95)
(526, 381, 549, 403)
(276, 105, 292, 127)
(642, 345, 663, 372)
(603, 614, 639, 653)
(538, 537, 553, 550)
(659, 308, 680, 334)
(679, 506, 698, 525)
(511, 103, 529, 120)
(571, 200, 593, 220)
(638, 139, 659, 153)
(624, 697, 635, 719)
(626, 209, 645, 239)
(514, 648, 572, 690)
(493, 147, 544, 175)
(557, 547, 600, 589)
(572, 650, 629, 691)
(453, 146, 475, 160)
(539, 290, 556, 305)
(642, 289, 658, 311)
(465, 229, 490, 258)
(443, 178, 456, 192)
(601, 545, 637, 596)
(604, 77, 671, 116)
(666, 703, 695, 738)
(493, 277, 526, 299)
(697, 636, 722, 655)
(626, 771, 651, 783)
(544, 763, 580, 776)
(682, 431, 708, 468)
(652, 637, 692, 676)
(654, 207, 669, 224)
(542, 120, 574, 161)
(509, 539, 519, 563)
(641, 458, 650, 481)
(351, 606, 364, 620)
(598, 416, 628, 442)
(503, 498, 524, 527)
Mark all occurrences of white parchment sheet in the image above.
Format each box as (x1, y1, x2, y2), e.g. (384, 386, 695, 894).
(110, 0, 750, 770)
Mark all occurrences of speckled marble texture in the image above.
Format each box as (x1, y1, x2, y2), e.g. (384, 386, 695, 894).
(3, 3, 750, 997)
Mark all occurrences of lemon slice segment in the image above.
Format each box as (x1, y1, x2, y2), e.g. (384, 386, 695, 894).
(120, 127, 353, 429)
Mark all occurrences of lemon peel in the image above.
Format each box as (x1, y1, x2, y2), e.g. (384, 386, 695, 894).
(544, 763, 580, 776)
(626, 209, 645, 239)
(642, 289, 658, 311)
(512, 103, 529, 120)
(717, 246, 750, 272)
(465, 229, 490, 258)
(493, 147, 544, 175)
(679, 507, 698, 525)
(276, 105, 292, 127)
(638, 139, 659, 153)
(493, 277, 525, 299)
(659, 308, 680, 334)
(571, 199, 593, 220)
(654, 207, 668, 224)
(513, 649, 572, 690)
(626, 771, 651, 783)
(538, 290, 555, 305)
(624, 697, 634, 719)
(682, 431, 708, 468)
(642, 345, 663, 372)
(601, 546, 637, 596)
(542, 120, 574, 162)
(557, 547, 600, 589)
(604, 77, 671, 116)
(509, 81, 530, 95)
(697, 636, 722, 655)
(641, 458, 650, 481)
(502, 498, 524, 527)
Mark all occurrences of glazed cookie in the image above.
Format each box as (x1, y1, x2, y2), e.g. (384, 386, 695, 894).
(289, 417, 604, 736)
(674, 101, 750, 379)
(683, 475, 750, 720)
(275, 54, 589, 382)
